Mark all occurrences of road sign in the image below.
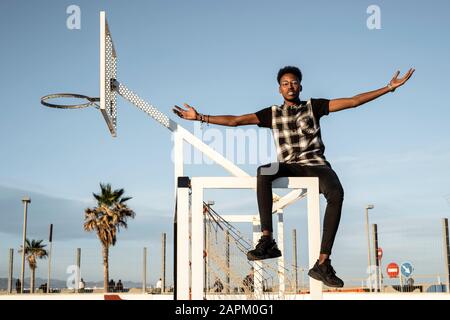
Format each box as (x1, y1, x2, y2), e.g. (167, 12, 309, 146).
(387, 262, 399, 278)
(401, 262, 413, 277)
(377, 248, 383, 259)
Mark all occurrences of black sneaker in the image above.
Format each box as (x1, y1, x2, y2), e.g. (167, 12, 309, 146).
(308, 259, 344, 288)
(247, 236, 282, 261)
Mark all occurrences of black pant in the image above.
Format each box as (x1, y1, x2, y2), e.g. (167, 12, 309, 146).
(257, 162, 344, 255)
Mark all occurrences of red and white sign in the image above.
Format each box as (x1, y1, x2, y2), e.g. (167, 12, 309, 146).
(377, 248, 383, 259)
(387, 262, 399, 278)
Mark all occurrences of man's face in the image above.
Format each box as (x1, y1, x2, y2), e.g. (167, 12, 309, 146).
(279, 73, 301, 102)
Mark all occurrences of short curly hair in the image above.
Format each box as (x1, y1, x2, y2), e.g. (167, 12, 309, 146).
(277, 66, 302, 84)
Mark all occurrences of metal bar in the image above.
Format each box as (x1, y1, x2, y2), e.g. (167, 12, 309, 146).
(143, 247, 147, 293)
(8, 249, 13, 294)
(372, 224, 379, 292)
(442, 218, 450, 293)
(204, 214, 208, 294)
(47, 224, 53, 293)
(116, 81, 175, 131)
(292, 229, 298, 293)
(225, 230, 230, 294)
(219, 215, 259, 223)
(76, 248, 81, 292)
(190, 176, 316, 189)
(253, 220, 263, 298)
(173, 200, 177, 300)
(191, 180, 204, 300)
(306, 178, 322, 300)
(176, 177, 190, 300)
(20, 197, 30, 294)
(365, 208, 373, 292)
(162, 233, 166, 293)
(277, 210, 285, 299)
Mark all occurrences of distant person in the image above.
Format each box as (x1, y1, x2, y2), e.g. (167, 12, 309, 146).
(79, 278, 85, 293)
(108, 279, 115, 292)
(213, 278, 224, 293)
(39, 282, 48, 293)
(155, 278, 162, 294)
(15, 279, 21, 293)
(242, 268, 254, 292)
(173, 66, 415, 288)
(115, 279, 124, 292)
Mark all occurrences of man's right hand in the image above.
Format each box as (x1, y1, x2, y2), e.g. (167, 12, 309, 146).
(173, 103, 199, 120)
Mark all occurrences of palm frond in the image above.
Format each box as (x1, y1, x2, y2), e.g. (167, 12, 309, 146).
(120, 196, 132, 204)
(19, 238, 48, 271)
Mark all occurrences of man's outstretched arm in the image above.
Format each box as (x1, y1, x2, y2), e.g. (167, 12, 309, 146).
(172, 103, 259, 127)
(329, 68, 415, 113)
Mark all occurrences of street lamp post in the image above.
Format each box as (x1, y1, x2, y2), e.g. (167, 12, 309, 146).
(365, 204, 374, 292)
(20, 197, 31, 294)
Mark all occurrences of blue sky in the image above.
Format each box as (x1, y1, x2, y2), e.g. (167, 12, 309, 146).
(1, 0, 450, 288)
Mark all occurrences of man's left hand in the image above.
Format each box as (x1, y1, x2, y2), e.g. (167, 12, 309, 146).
(389, 68, 415, 90)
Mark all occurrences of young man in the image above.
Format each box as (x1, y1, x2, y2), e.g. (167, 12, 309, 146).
(173, 66, 414, 287)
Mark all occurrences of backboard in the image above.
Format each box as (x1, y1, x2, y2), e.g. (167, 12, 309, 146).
(100, 11, 117, 137)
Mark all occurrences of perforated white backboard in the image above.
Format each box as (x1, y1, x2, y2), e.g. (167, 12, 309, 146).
(100, 11, 117, 137)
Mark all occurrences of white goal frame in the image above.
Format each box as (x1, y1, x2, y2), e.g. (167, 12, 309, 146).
(177, 176, 323, 300)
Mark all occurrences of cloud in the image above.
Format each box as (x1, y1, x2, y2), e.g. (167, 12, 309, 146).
(0, 185, 172, 242)
(333, 149, 450, 173)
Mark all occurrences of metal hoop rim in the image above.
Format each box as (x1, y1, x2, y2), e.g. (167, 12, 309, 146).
(40, 93, 100, 109)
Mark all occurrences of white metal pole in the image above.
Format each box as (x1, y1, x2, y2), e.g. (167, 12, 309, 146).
(442, 218, 450, 293)
(176, 178, 190, 300)
(277, 210, 285, 299)
(191, 179, 204, 300)
(399, 271, 403, 293)
(173, 131, 184, 191)
(173, 131, 185, 299)
(371, 224, 379, 292)
(47, 224, 53, 293)
(253, 218, 263, 298)
(378, 257, 383, 293)
(76, 248, 81, 292)
(300, 268, 304, 293)
(306, 178, 322, 300)
(8, 249, 13, 294)
(225, 229, 230, 294)
(203, 211, 208, 294)
(20, 197, 30, 294)
(162, 233, 166, 293)
(292, 229, 298, 293)
(365, 207, 373, 292)
(143, 247, 147, 293)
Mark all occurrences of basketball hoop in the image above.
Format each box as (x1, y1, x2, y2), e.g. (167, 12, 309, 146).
(40, 12, 118, 137)
(40, 93, 100, 109)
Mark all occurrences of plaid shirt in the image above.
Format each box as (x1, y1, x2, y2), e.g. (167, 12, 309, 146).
(256, 99, 330, 167)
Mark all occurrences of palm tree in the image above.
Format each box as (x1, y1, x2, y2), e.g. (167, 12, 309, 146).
(19, 239, 48, 293)
(84, 183, 135, 292)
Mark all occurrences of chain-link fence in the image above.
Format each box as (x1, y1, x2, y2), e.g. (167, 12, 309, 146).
(0, 244, 172, 295)
(1, 217, 449, 298)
